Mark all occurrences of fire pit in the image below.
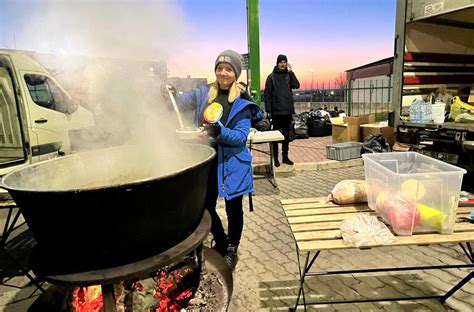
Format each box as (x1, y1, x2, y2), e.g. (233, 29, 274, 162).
(28, 249, 232, 312)
(0, 143, 215, 272)
(28, 212, 233, 312)
(1, 143, 233, 311)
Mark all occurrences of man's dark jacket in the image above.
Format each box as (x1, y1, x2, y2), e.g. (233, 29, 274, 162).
(264, 67, 300, 115)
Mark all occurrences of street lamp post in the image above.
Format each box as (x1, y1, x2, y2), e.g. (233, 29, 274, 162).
(309, 69, 314, 106)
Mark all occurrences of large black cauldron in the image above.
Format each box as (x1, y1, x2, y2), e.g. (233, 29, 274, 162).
(0, 144, 215, 273)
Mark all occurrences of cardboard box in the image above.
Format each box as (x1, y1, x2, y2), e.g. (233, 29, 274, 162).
(331, 114, 376, 143)
(360, 123, 395, 146)
(331, 124, 359, 143)
(343, 114, 376, 126)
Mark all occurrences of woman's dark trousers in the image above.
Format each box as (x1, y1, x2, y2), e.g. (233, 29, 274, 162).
(204, 156, 244, 254)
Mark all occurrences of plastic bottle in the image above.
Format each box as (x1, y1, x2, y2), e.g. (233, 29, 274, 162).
(414, 100, 422, 123)
(410, 100, 421, 123)
(409, 100, 416, 122)
(419, 101, 426, 123)
(425, 102, 432, 123)
(415, 101, 424, 122)
(420, 101, 432, 123)
(418, 100, 426, 123)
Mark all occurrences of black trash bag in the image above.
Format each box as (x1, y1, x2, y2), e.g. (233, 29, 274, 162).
(298, 111, 311, 124)
(292, 114, 309, 140)
(253, 117, 271, 131)
(307, 109, 319, 119)
(329, 106, 343, 117)
(362, 134, 391, 153)
(324, 119, 333, 136)
(307, 117, 330, 137)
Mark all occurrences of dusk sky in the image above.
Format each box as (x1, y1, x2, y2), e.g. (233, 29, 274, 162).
(0, 0, 396, 88)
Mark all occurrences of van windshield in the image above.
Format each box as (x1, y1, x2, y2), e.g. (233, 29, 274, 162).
(24, 74, 75, 114)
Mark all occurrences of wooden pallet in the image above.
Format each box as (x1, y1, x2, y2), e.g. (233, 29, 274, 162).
(281, 197, 474, 252)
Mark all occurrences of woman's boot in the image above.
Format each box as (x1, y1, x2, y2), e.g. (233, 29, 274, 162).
(211, 237, 228, 257)
(225, 244, 239, 271)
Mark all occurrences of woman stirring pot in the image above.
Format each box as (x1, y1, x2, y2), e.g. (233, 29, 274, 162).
(163, 50, 263, 271)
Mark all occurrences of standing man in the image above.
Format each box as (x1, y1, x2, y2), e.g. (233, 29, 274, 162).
(264, 54, 300, 166)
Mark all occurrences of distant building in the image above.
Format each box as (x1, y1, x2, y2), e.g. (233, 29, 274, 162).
(345, 57, 393, 105)
(293, 89, 344, 103)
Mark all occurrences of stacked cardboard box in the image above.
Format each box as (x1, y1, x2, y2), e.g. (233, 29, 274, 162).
(330, 114, 376, 143)
(360, 123, 395, 147)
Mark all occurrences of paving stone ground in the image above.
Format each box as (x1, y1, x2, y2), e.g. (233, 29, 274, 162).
(0, 136, 473, 311)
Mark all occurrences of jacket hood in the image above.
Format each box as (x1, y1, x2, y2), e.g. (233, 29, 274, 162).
(273, 66, 288, 74)
(227, 97, 263, 126)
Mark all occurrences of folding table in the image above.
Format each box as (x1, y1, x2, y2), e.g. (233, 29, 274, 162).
(247, 130, 284, 188)
(281, 197, 474, 311)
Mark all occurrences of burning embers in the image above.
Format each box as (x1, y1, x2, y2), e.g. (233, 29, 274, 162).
(71, 256, 200, 311)
(72, 286, 102, 311)
(29, 248, 231, 312)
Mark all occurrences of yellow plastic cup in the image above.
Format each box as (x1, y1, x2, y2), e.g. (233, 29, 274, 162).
(416, 203, 448, 231)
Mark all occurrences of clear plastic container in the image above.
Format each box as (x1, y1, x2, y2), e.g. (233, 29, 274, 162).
(362, 152, 466, 235)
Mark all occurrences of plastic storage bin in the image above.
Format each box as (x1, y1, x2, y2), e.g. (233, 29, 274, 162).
(326, 142, 363, 161)
(362, 152, 466, 235)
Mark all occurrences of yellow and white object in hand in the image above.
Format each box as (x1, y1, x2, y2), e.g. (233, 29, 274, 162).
(203, 102, 224, 125)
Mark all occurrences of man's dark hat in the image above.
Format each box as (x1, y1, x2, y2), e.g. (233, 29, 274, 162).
(276, 54, 288, 64)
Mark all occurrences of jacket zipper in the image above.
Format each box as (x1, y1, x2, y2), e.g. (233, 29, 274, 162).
(221, 146, 226, 193)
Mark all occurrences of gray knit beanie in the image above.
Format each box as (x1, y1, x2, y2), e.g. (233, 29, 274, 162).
(215, 50, 243, 78)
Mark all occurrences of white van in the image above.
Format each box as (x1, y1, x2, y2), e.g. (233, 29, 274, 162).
(0, 49, 94, 175)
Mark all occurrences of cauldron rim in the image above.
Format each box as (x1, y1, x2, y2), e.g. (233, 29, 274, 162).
(0, 143, 215, 193)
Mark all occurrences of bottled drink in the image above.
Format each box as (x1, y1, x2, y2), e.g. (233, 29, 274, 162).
(419, 101, 426, 123)
(420, 101, 432, 123)
(410, 100, 422, 123)
(409, 100, 416, 122)
(414, 100, 423, 123)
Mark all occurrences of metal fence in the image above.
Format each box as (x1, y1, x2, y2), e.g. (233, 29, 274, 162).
(294, 101, 346, 114)
(292, 77, 392, 117)
(347, 78, 392, 116)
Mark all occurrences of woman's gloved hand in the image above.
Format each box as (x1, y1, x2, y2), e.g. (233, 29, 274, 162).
(203, 123, 221, 138)
(160, 84, 176, 98)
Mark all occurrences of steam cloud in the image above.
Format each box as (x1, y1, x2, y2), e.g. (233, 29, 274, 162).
(7, 0, 210, 180)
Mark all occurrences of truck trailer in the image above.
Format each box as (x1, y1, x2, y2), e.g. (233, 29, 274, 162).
(392, 0, 474, 172)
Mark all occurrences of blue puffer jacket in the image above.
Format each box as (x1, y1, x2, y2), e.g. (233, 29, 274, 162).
(175, 85, 263, 199)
